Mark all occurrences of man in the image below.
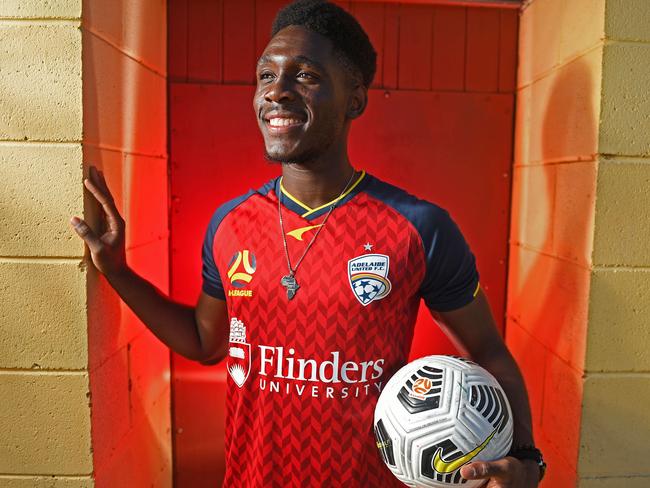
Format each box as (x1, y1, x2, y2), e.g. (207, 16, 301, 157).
(70, 0, 545, 486)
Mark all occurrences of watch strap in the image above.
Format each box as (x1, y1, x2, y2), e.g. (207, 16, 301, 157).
(508, 444, 546, 481)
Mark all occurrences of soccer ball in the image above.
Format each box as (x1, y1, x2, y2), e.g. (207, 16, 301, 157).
(373, 355, 513, 487)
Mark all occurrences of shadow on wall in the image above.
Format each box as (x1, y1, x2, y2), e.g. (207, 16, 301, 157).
(81, 0, 172, 486)
(507, 55, 598, 488)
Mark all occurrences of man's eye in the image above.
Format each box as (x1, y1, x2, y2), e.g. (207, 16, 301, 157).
(258, 72, 316, 81)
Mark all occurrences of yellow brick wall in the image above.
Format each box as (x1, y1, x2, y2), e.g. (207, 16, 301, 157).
(81, 0, 171, 487)
(0, 1, 92, 487)
(578, 0, 650, 486)
(509, 0, 650, 487)
(507, 0, 605, 486)
(0, 0, 170, 486)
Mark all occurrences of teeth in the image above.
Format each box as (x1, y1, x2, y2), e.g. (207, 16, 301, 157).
(268, 118, 303, 127)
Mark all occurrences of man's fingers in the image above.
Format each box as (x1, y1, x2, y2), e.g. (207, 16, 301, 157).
(83, 176, 124, 233)
(460, 458, 513, 480)
(84, 175, 112, 205)
(91, 166, 112, 199)
(94, 169, 126, 232)
(70, 216, 103, 254)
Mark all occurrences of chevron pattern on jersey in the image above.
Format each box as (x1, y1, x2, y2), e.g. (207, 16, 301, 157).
(211, 187, 431, 487)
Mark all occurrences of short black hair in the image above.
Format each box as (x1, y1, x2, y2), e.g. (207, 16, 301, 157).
(271, 0, 377, 89)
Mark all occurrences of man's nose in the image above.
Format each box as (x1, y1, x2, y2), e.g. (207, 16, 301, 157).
(264, 73, 296, 103)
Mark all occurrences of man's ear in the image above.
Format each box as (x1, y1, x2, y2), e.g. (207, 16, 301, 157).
(347, 83, 368, 120)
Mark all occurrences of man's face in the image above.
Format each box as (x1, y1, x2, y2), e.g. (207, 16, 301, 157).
(254, 25, 351, 164)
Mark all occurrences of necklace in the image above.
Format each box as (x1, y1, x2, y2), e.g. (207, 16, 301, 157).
(278, 168, 358, 300)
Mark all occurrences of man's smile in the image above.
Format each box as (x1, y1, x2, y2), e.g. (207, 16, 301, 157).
(262, 110, 308, 135)
(265, 118, 305, 134)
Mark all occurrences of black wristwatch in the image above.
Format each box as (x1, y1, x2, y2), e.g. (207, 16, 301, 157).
(508, 444, 546, 482)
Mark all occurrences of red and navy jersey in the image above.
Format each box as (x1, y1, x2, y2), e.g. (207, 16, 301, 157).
(201, 170, 480, 487)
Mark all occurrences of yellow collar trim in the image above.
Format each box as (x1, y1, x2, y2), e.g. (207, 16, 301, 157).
(279, 170, 366, 218)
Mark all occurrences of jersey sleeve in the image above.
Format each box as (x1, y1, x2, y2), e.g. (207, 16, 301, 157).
(201, 210, 226, 300)
(419, 209, 480, 312)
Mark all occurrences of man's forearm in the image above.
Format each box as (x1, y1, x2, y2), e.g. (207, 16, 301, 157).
(433, 290, 541, 484)
(474, 344, 535, 447)
(104, 266, 207, 361)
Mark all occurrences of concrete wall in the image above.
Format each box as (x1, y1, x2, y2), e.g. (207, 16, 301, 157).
(0, 1, 91, 486)
(507, 1, 604, 485)
(578, 0, 650, 486)
(508, 0, 650, 486)
(81, 0, 171, 487)
(0, 0, 170, 486)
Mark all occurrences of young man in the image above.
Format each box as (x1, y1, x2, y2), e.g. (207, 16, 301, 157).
(70, 1, 545, 486)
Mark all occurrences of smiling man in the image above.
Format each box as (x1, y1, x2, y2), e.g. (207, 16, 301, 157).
(70, 0, 544, 487)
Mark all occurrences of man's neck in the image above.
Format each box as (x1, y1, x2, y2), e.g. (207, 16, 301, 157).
(280, 158, 357, 210)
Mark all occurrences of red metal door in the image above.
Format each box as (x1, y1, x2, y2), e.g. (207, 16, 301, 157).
(168, 1, 517, 486)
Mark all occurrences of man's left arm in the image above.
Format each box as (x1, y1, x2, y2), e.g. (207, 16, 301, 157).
(431, 286, 541, 487)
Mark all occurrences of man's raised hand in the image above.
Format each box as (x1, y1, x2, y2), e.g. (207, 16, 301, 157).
(69, 165, 127, 278)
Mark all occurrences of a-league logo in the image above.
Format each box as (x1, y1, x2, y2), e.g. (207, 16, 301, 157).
(227, 317, 251, 387)
(227, 250, 256, 288)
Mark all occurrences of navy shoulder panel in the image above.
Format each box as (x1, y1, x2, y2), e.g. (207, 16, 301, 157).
(364, 173, 480, 312)
(201, 176, 278, 300)
(363, 173, 448, 240)
(209, 176, 277, 231)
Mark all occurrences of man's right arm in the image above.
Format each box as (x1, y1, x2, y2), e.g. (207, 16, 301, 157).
(104, 267, 229, 363)
(69, 165, 229, 364)
(195, 291, 229, 364)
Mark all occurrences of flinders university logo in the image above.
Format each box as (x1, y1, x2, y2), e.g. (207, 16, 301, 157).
(348, 253, 392, 306)
(227, 317, 250, 388)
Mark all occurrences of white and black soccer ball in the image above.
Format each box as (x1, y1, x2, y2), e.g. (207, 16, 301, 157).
(373, 355, 513, 487)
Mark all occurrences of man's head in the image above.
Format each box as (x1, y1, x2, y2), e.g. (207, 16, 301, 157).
(271, 0, 377, 90)
(254, 0, 377, 165)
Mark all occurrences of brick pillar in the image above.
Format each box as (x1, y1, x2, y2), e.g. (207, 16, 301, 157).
(0, 1, 91, 485)
(508, 0, 650, 486)
(0, 1, 170, 486)
(577, 0, 650, 486)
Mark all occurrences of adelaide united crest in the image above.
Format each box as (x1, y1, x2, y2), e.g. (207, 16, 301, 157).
(348, 253, 392, 306)
(227, 317, 250, 387)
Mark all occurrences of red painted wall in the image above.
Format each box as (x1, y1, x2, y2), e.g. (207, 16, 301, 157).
(168, 1, 518, 486)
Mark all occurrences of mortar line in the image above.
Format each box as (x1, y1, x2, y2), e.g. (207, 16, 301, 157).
(585, 372, 650, 378)
(0, 474, 91, 478)
(0, 140, 81, 147)
(505, 316, 585, 376)
(508, 242, 592, 270)
(513, 155, 598, 166)
(580, 474, 650, 479)
(600, 153, 650, 162)
(604, 38, 650, 47)
(516, 42, 604, 91)
(0, 368, 87, 375)
(593, 264, 650, 271)
(83, 27, 166, 78)
(0, 18, 80, 25)
(0, 256, 82, 263)
(83, 141, 167, 160)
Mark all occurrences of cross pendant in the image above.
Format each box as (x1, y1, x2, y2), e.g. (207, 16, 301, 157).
(280, 274, 300, 300)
